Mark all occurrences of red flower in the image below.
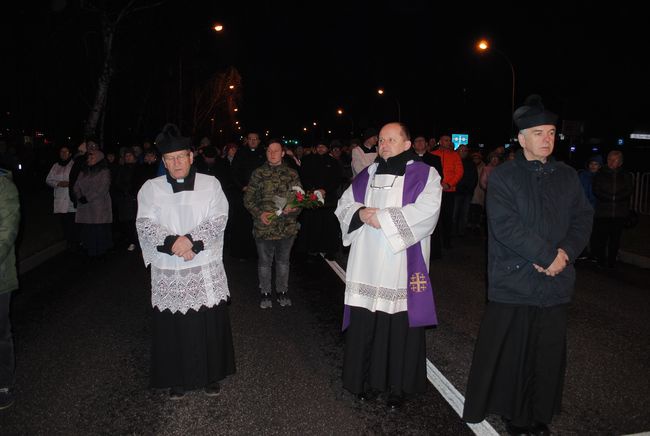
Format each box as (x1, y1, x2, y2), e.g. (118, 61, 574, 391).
(296, 192, 304, 201)
(309, 193, 317, 201)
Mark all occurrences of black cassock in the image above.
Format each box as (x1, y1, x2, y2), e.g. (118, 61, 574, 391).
(296, 153, 342, 257)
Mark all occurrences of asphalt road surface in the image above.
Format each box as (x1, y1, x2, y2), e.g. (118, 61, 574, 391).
(1, 231, 648, 435)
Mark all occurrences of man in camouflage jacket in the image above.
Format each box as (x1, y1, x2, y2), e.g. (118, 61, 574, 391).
(244, 140, 302, 309)
(0, 168, 19, 409)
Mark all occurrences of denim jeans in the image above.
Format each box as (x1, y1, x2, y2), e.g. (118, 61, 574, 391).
(0, 292, 14, 388)
(255, 237, 295, 295)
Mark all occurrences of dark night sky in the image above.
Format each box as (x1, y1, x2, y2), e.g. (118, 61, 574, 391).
(1, 1, 649, 149)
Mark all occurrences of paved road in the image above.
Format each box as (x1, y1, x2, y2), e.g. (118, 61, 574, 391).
(1, 232, 649, 435)
(1, 249, 469, 435)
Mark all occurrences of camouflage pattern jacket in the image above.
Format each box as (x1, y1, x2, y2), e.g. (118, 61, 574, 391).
(244, 163, 302, 240)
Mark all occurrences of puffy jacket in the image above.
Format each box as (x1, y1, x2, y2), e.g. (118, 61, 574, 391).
(486, 151, 593, 306)
(0, 169, 20, 295)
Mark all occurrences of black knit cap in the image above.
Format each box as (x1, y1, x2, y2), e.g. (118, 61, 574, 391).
(513, 95, 558, 130)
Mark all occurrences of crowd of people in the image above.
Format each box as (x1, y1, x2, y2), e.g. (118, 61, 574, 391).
(0, 95, 638, 436)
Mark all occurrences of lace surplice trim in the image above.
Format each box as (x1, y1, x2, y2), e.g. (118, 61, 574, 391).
(189, 214, 227, 251)
(386, 207, 415, 247)
(136, 217, 171, 265)
(151, 261, 229, 314)
(346, 281, 407, 303)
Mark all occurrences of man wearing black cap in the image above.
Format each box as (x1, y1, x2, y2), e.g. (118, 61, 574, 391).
(462, 95, 593, 435)
(136, 130, 235, 400)
(351, 127, 378, 176)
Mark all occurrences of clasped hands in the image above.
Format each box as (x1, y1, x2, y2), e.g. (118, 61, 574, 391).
(360, 207, 381, 229)
(533, 248, 569, 277)
(172, 235, 195, 262)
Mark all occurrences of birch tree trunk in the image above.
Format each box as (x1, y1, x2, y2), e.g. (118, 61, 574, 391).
(84, 17, 115, 139)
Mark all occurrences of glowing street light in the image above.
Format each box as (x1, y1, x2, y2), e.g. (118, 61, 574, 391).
(377, 88, 401, 121)
(213, 23, 224, 32)
(476, 38, 516, 136)
(228, 84, 235, 90)
(336, 107, 355, 136)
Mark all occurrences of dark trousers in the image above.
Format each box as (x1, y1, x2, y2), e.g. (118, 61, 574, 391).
(58, 212, 78, 246)
(591, 217, 625, 267)
(0, 292, 15, 388)
(452, 192, 472, 236)
(440, 191, 456, 248)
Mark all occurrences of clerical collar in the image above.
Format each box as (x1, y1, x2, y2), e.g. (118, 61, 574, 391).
(166, 166, 197, 193)
(375, 150, 413, 176)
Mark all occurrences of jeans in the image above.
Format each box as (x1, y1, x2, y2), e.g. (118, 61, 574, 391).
(0, 292, 15, 388)
(255, 237, 295, 295)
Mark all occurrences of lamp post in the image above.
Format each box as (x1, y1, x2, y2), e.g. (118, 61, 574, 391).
(477, 39, 516, 138)
(377, 88, 401, 122)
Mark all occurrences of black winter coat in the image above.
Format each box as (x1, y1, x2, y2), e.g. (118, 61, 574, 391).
(592, 166, 634, 219)
(486, 151, 593, 306)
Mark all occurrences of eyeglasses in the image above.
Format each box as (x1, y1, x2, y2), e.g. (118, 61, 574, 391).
(163, 153, 191, 163)
(370, 174, 398, 189)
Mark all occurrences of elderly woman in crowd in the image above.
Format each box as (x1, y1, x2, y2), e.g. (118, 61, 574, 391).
(73, 150, 113, 258)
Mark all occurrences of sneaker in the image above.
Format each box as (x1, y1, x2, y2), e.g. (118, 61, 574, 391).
(260, 295, 272, 309)
(0, 387, 14, 410)
(204, 383, 221, 397)
(127, 243, 136, 251)
(277, 294, 292, 307)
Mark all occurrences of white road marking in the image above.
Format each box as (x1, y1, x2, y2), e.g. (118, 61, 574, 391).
(323, 255, 498, 436)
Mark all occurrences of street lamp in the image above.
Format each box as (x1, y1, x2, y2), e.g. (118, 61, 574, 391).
(336, 108, 355, 137)
(377, 88, 401, 122)
(213, 23, 224, 32)
(476, 38, 516, 137)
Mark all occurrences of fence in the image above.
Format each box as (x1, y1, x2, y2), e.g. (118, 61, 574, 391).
(631, 172, 650, 215)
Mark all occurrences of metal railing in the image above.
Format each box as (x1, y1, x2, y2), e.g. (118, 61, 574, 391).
(631, 172, 650, 215)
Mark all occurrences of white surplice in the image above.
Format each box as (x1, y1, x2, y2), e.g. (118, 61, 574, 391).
(335, 161, 442, 315)
(136, 173, 230, 314)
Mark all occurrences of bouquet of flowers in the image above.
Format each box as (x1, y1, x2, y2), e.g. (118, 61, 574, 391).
(268, 186, 324, 221)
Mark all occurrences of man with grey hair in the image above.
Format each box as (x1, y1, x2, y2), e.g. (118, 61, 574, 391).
(591, 149, 634, 268)
(463, 95, 593, 435)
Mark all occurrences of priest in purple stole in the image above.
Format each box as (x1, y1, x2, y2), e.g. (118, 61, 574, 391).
(335, 122, 442, 409)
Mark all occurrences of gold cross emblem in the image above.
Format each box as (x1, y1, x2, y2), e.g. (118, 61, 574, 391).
(409, 272, 428, 293)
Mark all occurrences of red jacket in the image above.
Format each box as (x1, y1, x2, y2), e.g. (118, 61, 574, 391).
(431, 148, 463, 192)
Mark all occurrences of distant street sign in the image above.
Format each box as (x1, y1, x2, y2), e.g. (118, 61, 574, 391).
(452, 133, 469, 149)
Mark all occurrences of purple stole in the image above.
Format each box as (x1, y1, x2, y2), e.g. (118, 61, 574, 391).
(342, 162, 438, 330)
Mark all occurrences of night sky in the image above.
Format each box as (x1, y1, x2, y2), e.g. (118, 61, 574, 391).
(2, 1, 648, 151)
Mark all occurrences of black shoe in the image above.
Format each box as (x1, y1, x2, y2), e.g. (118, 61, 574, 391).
(386, 392, 403, 411)
(169, 387, 185, 400)
(0, 388, 14, 410)
(502, 418, 531, 436)
(204, 383, 221, 397)
(531, 422, 550, 436)
(355, 390, 377, 402)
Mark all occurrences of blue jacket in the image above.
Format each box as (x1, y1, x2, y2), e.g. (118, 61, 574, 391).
(486, 151, 593, 306)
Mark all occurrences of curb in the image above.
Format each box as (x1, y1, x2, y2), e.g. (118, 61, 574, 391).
(618, 250, 650, 269)
(18, 241, 67, 275)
